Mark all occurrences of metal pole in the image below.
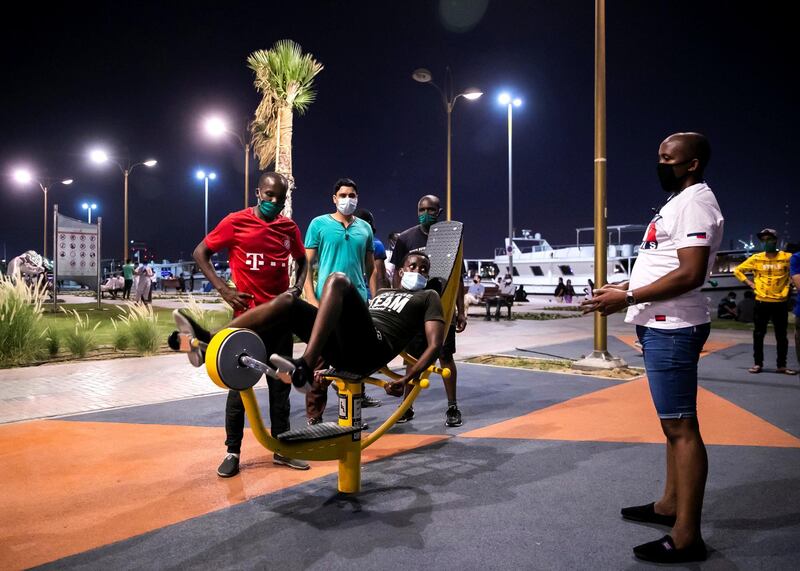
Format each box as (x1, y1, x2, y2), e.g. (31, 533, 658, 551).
(244, 142, 251, 209)
(42, 185, 48, 258)
(124, 169, 130, 261)
(204, 177, 209, 236)
(97, 216, 102, 309)
(507, 103, 514, 280)
(53, 204, 58, 314)
(446, 105, 453, 221)
(593, 0, 608, 354)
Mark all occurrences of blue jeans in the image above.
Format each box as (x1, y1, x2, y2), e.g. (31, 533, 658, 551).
(636, 324, 711, 419)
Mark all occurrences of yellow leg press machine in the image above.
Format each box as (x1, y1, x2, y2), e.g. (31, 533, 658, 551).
(177, 221, 463, 493)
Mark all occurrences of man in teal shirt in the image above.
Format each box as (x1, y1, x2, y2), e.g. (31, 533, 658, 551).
(303, 178, 375, 303)
(122, 258, 135, 300)
(303, 178, 378, 419)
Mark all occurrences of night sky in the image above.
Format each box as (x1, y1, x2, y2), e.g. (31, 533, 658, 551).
(2, 0, 797, 264)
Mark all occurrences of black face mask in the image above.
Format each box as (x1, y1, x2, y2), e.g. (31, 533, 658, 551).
(657, 159, 693, 192)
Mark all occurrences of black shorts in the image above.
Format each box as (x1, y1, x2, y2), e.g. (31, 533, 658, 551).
(405, 321, 456, 360)
(282, 288, 395, 375)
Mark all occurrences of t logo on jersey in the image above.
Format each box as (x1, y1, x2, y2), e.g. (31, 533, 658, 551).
(245, 252, 266, 271)
(641, 215, 661, 250)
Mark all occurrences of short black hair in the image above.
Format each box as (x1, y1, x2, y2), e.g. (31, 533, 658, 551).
(126, 258, 131, 263)
(401, 251, 430, 267)
(681, 132, 711, 173)
(258, 172, 289, 193)
(334, 178, 357, 193)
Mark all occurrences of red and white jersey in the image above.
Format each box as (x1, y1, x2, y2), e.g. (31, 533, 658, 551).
(204, 208, 305, 314)
(626, 182, 724, 329)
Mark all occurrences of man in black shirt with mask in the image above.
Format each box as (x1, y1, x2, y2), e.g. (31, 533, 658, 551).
(176, 253, 445, 397)
(389, 194, 467, 426)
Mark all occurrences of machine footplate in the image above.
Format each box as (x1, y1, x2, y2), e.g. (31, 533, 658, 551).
(277, 422, 363, 443)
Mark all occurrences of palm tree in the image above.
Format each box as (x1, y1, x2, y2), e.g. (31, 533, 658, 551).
(247, 40, 323, 218)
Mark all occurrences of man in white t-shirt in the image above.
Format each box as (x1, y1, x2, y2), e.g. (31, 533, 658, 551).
(582, 132, 723, 564)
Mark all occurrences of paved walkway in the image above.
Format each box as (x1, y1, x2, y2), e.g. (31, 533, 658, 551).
(0, 309, 768, 425)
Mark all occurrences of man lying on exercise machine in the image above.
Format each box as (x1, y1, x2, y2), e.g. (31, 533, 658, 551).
(172, 252, 445, 397)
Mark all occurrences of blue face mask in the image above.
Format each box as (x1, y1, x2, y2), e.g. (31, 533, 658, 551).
(400, 271, 428, 291)
(259, 200, 284, 220)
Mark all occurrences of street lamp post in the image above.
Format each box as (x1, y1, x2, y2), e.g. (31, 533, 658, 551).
(498, 93, 522, 280)
(204, 116, 251, 208)
(196, 170, 217, 236)
(89, 149, 157, 260)
(412, 68, 482, 221)
(12, 169, 73, 258)
(82, 202, 98, 224)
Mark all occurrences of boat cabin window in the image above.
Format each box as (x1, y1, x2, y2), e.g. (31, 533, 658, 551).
(613, 263, 626, 274)
(558, 265, 574, 276)
(530, 265, 544, 276)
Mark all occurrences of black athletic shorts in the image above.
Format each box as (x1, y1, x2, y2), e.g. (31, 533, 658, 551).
(405, 320, 456, 360)
(284, 288, 395, 375)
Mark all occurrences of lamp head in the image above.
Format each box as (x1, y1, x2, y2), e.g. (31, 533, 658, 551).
(498, 92, 511, 105)
(89, 149, 109, 164)
(195, 170, 206, 180)
(13, 169, 33, 184)
(208, 172, 217, 180)
(143, 159, 157, 167)
(513, 98, 522, 107)
(61, 179, 74, 185)
(412, 68, 433, 83)
(204, 116, 227, 138)
(463, 90, 483, 101)
(82, 203, 89, 210)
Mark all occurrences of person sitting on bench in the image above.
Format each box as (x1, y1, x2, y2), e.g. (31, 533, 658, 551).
(176, 253, 445, 396)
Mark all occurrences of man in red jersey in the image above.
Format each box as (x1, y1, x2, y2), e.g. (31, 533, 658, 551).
(193, 172, 309, 477)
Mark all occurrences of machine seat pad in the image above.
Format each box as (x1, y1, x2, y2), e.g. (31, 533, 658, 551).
(321, 368, 365, 381)
(277, 422, 363, 443)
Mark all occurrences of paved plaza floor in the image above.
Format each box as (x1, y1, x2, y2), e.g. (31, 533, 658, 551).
(1, 313, 798, 569)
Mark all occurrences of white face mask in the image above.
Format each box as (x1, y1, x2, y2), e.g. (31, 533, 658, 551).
(400, 271, 428, 291)
(336, 197, 358, 216)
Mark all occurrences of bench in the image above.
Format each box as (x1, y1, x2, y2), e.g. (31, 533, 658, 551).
(466, 284, 514, 320)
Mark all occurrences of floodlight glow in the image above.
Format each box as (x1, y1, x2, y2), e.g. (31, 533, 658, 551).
(498, 93, 511, 105)
(91, 203, 97, 209)
(513, 98, 522, 107)
(89, 149, 109, 164)
(204, 116, 227, 138)
(143, 159, 157, 167)
(13, 169, 33, 184)
(463, 90, 483, 100)
(62, 179, 74, 185)
(82, 203, 89, 209)
(196, 170, 206, 180)
(209, 172, 217, 180)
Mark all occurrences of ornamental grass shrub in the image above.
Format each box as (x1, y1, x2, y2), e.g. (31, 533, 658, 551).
(63, 309, 100, 358)
(0, 274, 48, 366)
(115, 303, 159, 355)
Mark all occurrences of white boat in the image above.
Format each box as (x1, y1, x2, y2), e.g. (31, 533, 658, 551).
(466, 226, 750, 305)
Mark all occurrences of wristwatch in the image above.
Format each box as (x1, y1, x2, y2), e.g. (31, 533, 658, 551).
(625, 290, 637, 306)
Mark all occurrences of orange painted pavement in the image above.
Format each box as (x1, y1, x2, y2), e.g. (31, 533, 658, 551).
(0, 420, 447, 570)
(461, 378, 800, 447)
(615, 334, 735, 357)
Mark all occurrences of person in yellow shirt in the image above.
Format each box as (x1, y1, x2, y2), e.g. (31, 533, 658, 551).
(733, 228, 796, 374)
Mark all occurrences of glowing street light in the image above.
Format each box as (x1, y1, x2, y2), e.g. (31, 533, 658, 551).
(196, 170, 217, 236)
(12, 168, 73, 257)
(203, 114, 251, 208)
(497, 92, 523, 281)
(81, 202, 98, 224)
(88, 148, 157, 260)
(412, 67, 482, 220)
